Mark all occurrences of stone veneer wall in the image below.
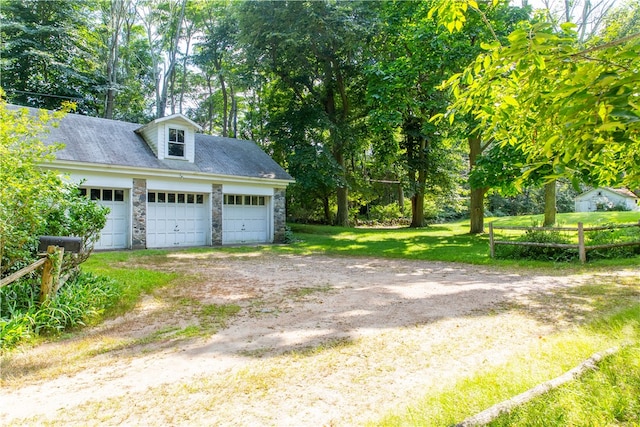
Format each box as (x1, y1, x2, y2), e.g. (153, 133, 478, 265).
(132, 178, 147, 249)
(273, 188, 286, 243)
(211, 184, 223, 245)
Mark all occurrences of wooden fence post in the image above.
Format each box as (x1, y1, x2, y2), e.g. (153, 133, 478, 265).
(40, 245, 64, 303)
(489, 222, 495, 258)
(578, 222, 586, 263)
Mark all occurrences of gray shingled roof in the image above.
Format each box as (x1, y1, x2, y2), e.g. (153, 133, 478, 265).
(11, 105, 292, 181)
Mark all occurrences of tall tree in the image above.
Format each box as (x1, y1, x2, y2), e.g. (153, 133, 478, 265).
(238, 0, 373, 226)
(137, 0, 187, 118)
(368, 0, 527, 229)
(192, 0, 241, 136)
(0, 0, 102, 114)
(439, 3, 640, 203)
(100, 0, 131, 119)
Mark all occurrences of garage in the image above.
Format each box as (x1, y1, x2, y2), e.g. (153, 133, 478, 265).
(146, 191, 209, 248)
(81, 187, 129, 250)
(222, 194, 270, 244)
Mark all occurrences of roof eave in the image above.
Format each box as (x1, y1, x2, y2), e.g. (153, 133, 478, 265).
(136, 114, 203, 133)
(43, 160, 295, 188)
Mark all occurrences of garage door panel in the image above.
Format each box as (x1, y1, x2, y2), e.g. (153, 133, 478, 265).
(147, 192, 208, 248)
(84, 188, 129, 250)
(222, 196, 269, 244)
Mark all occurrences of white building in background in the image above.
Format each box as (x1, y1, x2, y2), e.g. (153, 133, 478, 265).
(575, 188, 639, 212)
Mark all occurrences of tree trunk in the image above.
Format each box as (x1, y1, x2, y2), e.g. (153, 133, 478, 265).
(397, 183, 405, 214)
(104, 0, 126, 119)
(470, 187, 488, 234)
(411, 191, 425, 227)
(323, 196, 331, 224)
(157, 0, 186, 118)
(468, 133, 486, 234)
(218, 64, 228, 137)
(411, 136, 427, 228)
(544, 180, 557, 227)
(336, 186, 349, 226)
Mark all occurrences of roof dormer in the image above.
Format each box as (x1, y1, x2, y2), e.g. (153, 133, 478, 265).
(135, 114, 202, 163)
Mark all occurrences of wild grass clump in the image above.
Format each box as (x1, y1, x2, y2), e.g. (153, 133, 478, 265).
(495, 228, 578, 262)
(0, 272, 121, 349)
(487, 307, 640, 426)
(587, 224, 640, 260)
(373, 305, 640, 427)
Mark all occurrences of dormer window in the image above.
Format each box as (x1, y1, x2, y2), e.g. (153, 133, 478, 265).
(136, 114, 201, 163)
(168, 128, 185, 157)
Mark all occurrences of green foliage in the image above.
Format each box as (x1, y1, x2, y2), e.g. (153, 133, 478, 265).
(0, 272, 121, 349)
(496, 228, 577, 262)
(0, 0, 103, 114)
(442, 18, 640, 189)
(0, 99, 108, 278)
(587, 224, 640, 259)
(366, 203, 407, 224)
(487, 181, 580, 216)
(40, 183, 110, 270)
(488, 347, 640, 426)
(0, 98, 68, 276)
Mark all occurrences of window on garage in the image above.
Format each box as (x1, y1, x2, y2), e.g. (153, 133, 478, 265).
(80, 188, 124, 202)
(224, 194, 265, 206)
(148, 192, 205, 204)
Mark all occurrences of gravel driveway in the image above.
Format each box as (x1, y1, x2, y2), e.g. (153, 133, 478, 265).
(2, 252, 635, 426)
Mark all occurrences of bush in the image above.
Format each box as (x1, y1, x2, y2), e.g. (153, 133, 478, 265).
(0, 272, 121, 349)
(587, 225, 640, 259)
(495, 228, 577, 262)
(368, 203, 406, 223)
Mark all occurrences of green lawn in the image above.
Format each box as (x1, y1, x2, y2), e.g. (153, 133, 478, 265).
(283, 212, 640, 267)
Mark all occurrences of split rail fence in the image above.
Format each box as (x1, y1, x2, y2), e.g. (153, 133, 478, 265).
(489, 221, 640, 263)
(0, 236, 82, 302)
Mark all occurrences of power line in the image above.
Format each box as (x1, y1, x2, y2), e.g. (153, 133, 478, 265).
(5, 89, 83, 101)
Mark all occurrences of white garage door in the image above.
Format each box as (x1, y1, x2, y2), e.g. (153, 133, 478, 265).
(147, 191, 208, 248)
(222, 195, 269, 244)
(82, 188, 129, 250)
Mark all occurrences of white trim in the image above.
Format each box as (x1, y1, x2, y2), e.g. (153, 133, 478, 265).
(62, 172, 133, 189)
(147, 179, 212, 192)
(45, 160, 294, 187)
(136, 113, 203, 132)
(223, 184, 274, 196)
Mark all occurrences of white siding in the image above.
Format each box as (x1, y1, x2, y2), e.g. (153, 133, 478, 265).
(223, 184, 274, 196)
(147, 179, 211, 193)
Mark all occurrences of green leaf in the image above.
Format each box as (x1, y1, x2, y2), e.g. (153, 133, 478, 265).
(598, 103, 609, 122)
(503, 96, 519, 107)
(597, 122, 624, 132)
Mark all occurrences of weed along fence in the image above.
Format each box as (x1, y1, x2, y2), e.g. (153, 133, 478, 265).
(0, 236, 82, 302)
(489, 221, 640, 263)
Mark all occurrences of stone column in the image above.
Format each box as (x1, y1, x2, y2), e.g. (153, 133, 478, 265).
(211, 184, 223, 245)
(273, 188, 286, 243)
(132, 178, 147, 249)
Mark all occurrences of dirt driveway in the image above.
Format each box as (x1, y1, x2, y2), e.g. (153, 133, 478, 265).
(1, 252, 636, 426)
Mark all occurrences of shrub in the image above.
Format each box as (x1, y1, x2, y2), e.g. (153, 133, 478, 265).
(368, 203, 406, 223)
(587, 224, 640, 259)
(495, 228, 577, 262)
(0, 272, 121, 349)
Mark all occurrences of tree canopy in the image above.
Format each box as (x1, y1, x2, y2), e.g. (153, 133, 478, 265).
(2, 0, 638, 227)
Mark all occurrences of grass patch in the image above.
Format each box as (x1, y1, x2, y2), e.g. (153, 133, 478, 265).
(487, 346, 640, 426)
(288, 284, 333, 299)
(283, 212, 639, 268)
(81, 255, 179, 317)
(370, 305, 640, 427)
